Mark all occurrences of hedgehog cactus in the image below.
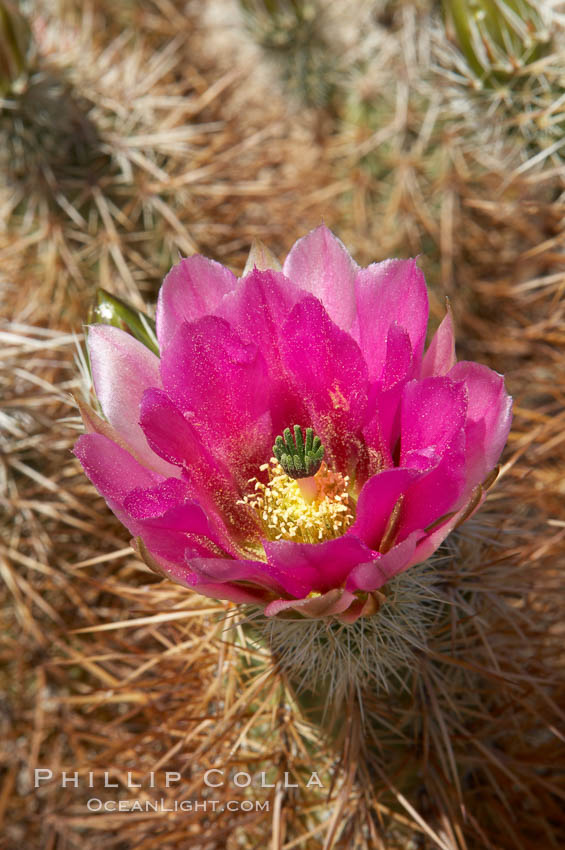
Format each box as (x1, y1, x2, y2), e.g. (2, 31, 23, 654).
(238, 0, 337, 107)
(77, 227, 511, 709)
(442, 0, 551, 84)
(440, 0, 564, 162)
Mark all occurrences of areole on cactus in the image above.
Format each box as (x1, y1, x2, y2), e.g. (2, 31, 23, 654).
(75, 226, 512, 625)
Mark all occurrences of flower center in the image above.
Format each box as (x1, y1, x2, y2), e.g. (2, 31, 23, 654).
(240, 458, 354, 544)
(273, 425, 324, 479)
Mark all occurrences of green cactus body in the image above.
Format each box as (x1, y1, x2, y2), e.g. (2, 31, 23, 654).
(443, 0, 551, 85)
(239, 0, 337, 107)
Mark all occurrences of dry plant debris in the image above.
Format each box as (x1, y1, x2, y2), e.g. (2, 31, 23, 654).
(0, 0, 338, 325)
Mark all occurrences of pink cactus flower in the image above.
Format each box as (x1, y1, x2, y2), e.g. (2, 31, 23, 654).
(75, 227, 512, 622)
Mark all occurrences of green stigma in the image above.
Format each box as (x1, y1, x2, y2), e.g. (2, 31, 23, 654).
(273, 426, 324, 479)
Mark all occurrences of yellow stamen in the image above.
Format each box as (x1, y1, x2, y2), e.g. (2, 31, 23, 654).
(238, 459, 354, 544)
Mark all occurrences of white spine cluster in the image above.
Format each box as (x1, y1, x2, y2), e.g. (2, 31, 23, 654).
(246, 557, 449, 710)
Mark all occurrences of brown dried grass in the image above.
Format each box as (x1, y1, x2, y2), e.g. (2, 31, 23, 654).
(0, 0, 338, 325)
(1, 2, 564, 849)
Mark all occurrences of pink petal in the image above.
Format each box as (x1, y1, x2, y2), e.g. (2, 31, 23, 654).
(156, 255, 237, 349)
(124, 477, 209, 530)
(362, 384, 403, 472)
(142, 532, 221, 567)
(355, 259, 429, 381)
(345, 531, 423, 592)
(421, 309, 456, 377)
(380, 323, 414, 390)
(160, 315, 272, 482)
(395, 378, 469, 536)
(87, 325, 176, 477)
(187, 556, 294, 597)
(77, 397, 175, 478)
(263, 536, 379, 595)
(185, 580, 270, 605)
(337, 592, 386, 624)
(264, 588, 358, 619)
(405, 485, 488, 569)
(74, 433, 160, 531)
(362, 401, 393, 472)
(216, 268, 301, 354)
(399, 430, 467, 536)
(124, 478, 227, 563)
(279, 296, 369, 471)
(142, 547, 271, 604)
(282, 225, 359, 332)
(448, 361, 512, 484)
(140, 388, 212, 470)
(215, 268, 307, 434)
(139, 388, 255, 547)
(400, 377, 467, 468)
(352, 467, 420, 550)
(361, 324, 415, 467)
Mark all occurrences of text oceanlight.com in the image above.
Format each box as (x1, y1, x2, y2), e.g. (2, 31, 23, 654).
(86, 799, 270, 813)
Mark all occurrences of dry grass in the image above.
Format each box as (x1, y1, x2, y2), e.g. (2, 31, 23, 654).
(1, 1, 564, 849)
(0, 0, 338, 325)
